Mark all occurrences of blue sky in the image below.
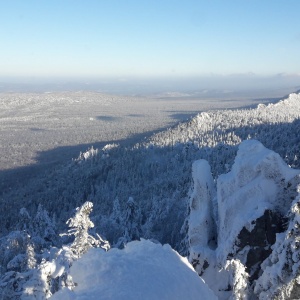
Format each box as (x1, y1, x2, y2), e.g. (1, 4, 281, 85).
(1, 0, 300, 91)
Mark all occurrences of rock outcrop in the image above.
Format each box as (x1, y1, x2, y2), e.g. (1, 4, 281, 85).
(188, 140, 300, 299)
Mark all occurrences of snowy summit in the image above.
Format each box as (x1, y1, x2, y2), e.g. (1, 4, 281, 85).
(51, 239, 217, 300)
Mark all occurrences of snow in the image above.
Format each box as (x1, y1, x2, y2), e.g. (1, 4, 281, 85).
(51, 239, 217, 300)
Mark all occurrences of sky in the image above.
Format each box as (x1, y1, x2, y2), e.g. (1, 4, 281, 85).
(0, 0, 300, 93)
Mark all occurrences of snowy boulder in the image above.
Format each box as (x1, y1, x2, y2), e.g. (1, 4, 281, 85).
(51, 239, 217, 300)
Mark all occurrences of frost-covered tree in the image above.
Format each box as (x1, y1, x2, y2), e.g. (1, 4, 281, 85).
(16, 208, 32, 232)
(225, 259, 250, 300)
(124, 197, 141, 241)
(0, 233, 40, 299)
(0, 244, 74, 299)
(0, 201, 110, 299)
(31, 204, 57, 250)
(64, 201, 110, 256)
(111, 197, 123, 225)
(0, 231, 31, 275)
(116, 197, 141, 248)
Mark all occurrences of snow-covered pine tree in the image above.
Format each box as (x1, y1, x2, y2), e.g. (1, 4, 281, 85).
(124, 197, 141, 241)
(16, 207, 32, 232)
(225, 259, 250, 300)
(0, 230, 31, 275)
(116, 197, 141, 248)
(31, 204, 57, 250)
(0, 232, 39, 299)
(111, 197, 123, 225)
(0, 202, 111, 299)
(64, 201, 110, 257)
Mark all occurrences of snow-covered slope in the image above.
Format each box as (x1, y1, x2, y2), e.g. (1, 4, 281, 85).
(51, 239, 217, 300)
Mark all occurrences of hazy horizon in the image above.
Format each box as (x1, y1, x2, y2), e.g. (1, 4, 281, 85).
(0, 73, 299, 99)
(1, 1, 300, 91)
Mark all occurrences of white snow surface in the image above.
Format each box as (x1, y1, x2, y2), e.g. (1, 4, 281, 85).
(51, 239, 217, 300)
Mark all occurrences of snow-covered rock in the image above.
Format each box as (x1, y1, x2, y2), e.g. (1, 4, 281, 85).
(188, 160, 217, 281)
(217, 140, 300, 268)
(188, 140, 300, 299)
(51, 239, 217, 300)
(254, 195, 300, 299)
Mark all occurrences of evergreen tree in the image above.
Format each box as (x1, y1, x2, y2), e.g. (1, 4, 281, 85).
(0, 231, 31, 275)
(111, 197, 123, 225)
(16, 208, 32, 232)
(31, 204, 57, 250)
(116, 197, 141, 248)
(64, 201, 110, 257)
(225, 259, 250, 300)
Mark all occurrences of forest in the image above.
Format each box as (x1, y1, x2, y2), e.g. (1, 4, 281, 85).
(0, 92, 300, 299)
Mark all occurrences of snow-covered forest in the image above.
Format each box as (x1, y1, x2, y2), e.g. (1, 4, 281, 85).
(1, 92, 300, 299)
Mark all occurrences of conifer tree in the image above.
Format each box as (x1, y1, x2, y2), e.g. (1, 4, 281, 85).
(64, 201, 110, 257)
(116, 197, 142, 248)
(32, 204, 57, 250)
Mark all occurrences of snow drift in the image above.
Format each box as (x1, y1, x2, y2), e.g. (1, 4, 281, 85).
(51, 239, 217, 300)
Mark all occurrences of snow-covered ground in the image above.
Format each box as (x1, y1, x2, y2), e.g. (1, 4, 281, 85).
(51, 239, 217, 300)
(0, 91, 274, 192)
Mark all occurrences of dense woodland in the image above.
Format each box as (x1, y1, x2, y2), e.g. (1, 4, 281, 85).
(0, 93, 300, 298)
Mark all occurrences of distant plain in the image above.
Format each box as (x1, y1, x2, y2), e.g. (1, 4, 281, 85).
(0, 88, 296, 193)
